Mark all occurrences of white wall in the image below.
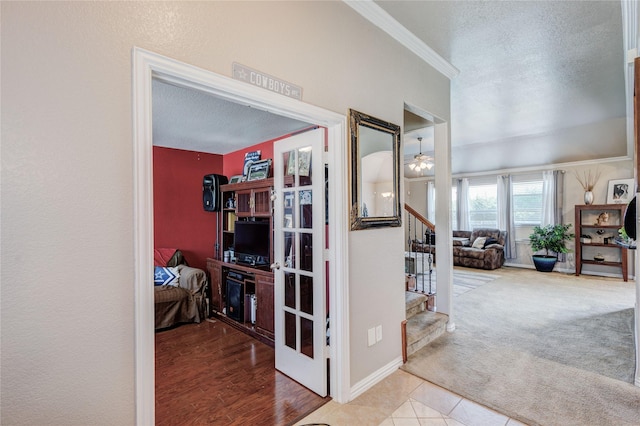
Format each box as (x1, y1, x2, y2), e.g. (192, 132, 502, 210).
(1, 2, 450, 423)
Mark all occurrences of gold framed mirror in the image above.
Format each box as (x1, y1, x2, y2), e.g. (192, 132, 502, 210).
(349, 109, 401, 230)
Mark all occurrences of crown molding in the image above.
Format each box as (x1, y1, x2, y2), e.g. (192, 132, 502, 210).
(344, 0, 459, 79)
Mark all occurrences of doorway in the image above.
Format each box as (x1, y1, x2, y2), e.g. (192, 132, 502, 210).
(133, 48, 350, 425)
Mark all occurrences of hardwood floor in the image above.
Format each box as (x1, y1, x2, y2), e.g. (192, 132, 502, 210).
(155, 319, 329, 425)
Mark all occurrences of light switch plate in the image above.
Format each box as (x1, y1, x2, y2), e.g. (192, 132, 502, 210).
(367, 328, 376, 346)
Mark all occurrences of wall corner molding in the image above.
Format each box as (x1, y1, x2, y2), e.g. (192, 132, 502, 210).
(344, 0, 459, 80)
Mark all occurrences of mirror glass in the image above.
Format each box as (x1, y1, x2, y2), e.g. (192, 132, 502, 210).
(349, 109, 401, 230)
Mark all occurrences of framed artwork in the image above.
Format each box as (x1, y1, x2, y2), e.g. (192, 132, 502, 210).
(247, 159, 272, 181)
(606, 178, 634, 204)
(243, 150, 261, 177)
(229, 175, 243, 184)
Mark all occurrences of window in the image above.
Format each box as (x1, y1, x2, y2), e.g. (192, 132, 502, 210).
(512, 180, 543, 225)
(468, 184, 497, 228)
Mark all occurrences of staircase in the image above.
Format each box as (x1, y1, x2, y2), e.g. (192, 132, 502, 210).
(402, 291, 448, 361)
(402, 203, 448, 362)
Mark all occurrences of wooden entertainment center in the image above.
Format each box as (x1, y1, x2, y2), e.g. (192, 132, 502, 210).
(206, 178, 275, 345)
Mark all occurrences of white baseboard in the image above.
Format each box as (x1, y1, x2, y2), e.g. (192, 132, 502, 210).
(349, 356, 403, 401)
(503, 262, 634, 280)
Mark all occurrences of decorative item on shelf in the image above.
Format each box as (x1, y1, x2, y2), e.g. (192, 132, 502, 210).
(606, 178, 634, 204)
(529, 223, 574, 272)
(584, 191, 594, 205)
(243, 150, 261, 178)
(594, 212, 609, 226)
(594, 253, 605, 262)
(229, 175, 243, 184)
(247, 159, 272, 181)
(574, 168, 601, 205)
(580, 234, 592, 244)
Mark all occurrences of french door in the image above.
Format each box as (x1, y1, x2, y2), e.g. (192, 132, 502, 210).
(272, 127, 327, 396)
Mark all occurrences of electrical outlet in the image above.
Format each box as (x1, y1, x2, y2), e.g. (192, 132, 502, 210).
(376, 325, 383, 342)
(367, 328, 376, 346)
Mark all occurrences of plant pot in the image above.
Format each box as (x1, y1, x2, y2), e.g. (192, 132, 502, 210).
(532, 255, 557, 272)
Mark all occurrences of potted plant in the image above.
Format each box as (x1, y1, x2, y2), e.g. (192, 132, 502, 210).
(529, 224, 574, 272)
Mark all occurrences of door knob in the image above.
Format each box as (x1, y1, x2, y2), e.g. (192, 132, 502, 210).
(270, 262, 281, 270)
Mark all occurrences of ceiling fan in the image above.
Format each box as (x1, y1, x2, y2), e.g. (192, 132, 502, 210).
(407, 137, 434, 171)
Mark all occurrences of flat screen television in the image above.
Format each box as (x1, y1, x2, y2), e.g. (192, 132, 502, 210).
(234, 220, 270, 266)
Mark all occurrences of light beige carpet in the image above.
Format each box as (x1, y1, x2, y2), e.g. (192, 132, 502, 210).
(401, 267, 640, 426)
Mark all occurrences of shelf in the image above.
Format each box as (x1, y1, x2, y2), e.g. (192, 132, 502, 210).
(575, 203, 628, 281)
(580, 260, 623, 267)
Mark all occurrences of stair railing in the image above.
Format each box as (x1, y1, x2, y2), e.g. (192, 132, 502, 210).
(404, 203, 435, 295)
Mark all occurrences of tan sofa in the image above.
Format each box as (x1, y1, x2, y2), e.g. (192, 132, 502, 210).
(452, 228, 506, 270)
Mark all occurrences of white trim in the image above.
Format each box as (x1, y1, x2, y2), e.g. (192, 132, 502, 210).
(326, 123, 352, 403)
(621, 0, 638, 159)
(407, 155, 633, 182)
(132, 48, 351, 425)
(344, 0, 459, 80)
(349, 356, 403, 400)
(132, 47, 155, 426)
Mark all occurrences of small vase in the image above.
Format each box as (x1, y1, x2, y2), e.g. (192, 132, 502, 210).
(584, 191, 594, 205)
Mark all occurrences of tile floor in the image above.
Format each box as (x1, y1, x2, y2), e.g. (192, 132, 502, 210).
(295, 370, 528, 426)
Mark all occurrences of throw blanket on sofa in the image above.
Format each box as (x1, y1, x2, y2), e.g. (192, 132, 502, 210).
(154, 250, 206, 330)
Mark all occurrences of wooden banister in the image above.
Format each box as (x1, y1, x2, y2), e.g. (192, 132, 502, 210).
(404, 203, 435, 232)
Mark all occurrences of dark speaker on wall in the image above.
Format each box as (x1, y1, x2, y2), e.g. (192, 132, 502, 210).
(203, 174, 228, 212)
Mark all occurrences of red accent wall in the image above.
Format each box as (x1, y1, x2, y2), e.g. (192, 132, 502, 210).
(153, 147, 223, 270)
(153, 128, 316, 271)
(222, 139, 275, 178)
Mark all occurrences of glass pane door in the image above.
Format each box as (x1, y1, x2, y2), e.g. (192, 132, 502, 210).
(273, 128, 326, 396)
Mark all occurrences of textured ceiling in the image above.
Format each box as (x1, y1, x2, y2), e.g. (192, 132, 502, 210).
(152, 79, 312, 155)
(153, 1, 627, 175)
(381, 0, 626, 153)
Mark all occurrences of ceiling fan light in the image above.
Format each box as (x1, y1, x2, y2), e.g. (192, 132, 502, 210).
(426, 162, 433, 170)
(408, 163, 416, 170)
(419, 162, 427, 170)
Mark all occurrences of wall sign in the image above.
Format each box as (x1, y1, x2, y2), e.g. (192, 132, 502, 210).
(232, 63, 302, 100)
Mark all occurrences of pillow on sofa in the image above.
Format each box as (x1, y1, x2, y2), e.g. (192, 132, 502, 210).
(484, 237, 499, 248)
(453, 237, 470, 246)
(472, 237, 487, 249)
(154, 266, 180, 286)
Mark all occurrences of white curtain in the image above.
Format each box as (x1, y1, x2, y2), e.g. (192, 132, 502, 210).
(541, 170, 556, 226)
(457, 178, 470, 231)
(427, 181, 435, 223)
(497, 175, 517, 259)
(541, 170, 566, 261)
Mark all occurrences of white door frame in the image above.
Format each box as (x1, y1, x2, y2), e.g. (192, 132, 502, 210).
(132, 47, 350, 425)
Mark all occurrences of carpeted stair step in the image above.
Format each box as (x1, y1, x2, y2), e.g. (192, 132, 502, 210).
(405, 291, 428, 320)
(405, 310, 448, 357)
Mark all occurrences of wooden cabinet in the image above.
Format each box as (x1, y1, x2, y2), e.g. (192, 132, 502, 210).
(206, 259, 223, 313)
(207, 178, 276, 344)
(206, 258, 275, 344)
(232, 179, 273, 218)
(575, 204, 628, 281)
(255, 273, 274, 338)
(218, 179, 273, 259)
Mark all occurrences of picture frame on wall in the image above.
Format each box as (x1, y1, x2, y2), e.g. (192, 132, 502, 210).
(606, 178, 634, 204)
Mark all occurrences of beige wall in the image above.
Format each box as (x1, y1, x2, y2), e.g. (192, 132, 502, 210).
(1, 2, 450, 423)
